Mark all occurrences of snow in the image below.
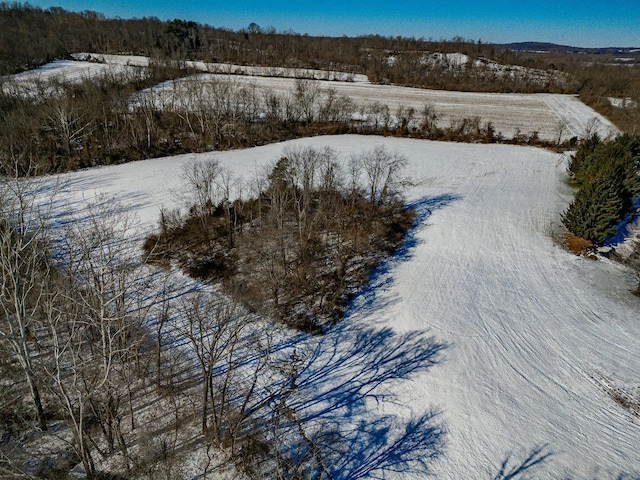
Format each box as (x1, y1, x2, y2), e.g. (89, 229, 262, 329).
(2, 58, 146, 96)
(609, 97, 638, 109)
(421, 52, 471, 67)
(5, 54, 617, 141)
(3, 53, 367, 96)
(45, 135, 640, 478)
(137, 74, 618, 142)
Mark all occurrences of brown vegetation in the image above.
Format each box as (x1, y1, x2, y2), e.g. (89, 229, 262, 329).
(564, 232, 595, 257)
(2, 66, 555, 176)
(144, 146, 415, 332)
(3, 3, 639, 136)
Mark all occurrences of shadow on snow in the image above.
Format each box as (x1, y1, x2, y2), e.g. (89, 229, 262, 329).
(347, 193, 461, 317)
(277, 194, 460, 478)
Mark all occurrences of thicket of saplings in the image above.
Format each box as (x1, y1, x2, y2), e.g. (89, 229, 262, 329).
(1, 67, 543, 176)
(562, 134, 640, 286)
(2, 3, 639, 134)
(144, 146, 414, 332)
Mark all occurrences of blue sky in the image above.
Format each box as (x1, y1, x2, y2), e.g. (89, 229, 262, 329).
(28, 0, 640, 48)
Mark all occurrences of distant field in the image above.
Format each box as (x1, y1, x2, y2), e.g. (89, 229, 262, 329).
(187, 74, 618, 142)
(4, 54, 619, 143)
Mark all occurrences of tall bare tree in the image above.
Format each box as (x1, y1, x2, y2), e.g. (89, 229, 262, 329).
(0, 172, 52, 431)
(42, 196, 151, 477)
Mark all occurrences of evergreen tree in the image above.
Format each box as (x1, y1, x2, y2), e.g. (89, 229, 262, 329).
(563, 134, 640, 245)
(562, 178, 624, 244)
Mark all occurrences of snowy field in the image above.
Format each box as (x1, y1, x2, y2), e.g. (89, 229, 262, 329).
(4, 54, 618, 142)
(2, 56, 146, 96)
(46, 135, 640, 478)
(136, 74, 617, 142)
(2, 53, 367, 93)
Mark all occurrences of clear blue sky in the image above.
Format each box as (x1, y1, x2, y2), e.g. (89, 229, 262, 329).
(28, 0, 640, 48)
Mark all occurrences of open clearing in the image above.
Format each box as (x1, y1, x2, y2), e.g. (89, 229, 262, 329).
(144, 74, 618, 142)
(47, 135, 640, 478)
(5, 55, 618, 142)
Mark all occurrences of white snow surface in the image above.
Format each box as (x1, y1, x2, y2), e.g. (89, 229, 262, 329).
(609, 97, 638, 109)
(3, 53, 367, 95)
(46, 135, 640, 478)
(139, 74, 618, 142)
(2, 58, 146, 96)
(6, 53, 617, 141)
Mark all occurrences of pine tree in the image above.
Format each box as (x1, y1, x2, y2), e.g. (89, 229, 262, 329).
(562, 178, 624, 244)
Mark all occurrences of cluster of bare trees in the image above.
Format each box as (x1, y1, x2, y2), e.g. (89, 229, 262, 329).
(145, 145, 415, 332)
(0, 173, 313, 478)
(3, 67, 525, 176)
(0, 61, 196, 175)
(0, 175, 158, 476)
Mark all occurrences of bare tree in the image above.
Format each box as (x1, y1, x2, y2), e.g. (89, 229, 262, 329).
(42, 196, 151, 477)
(43, 91, 95, 158)
(179, 157, 224, 218)
(0, 172, 52, 431)
(420, 102, 439, 135)
(177, 290, 260, 444)
(351, 145, 409, 206)
(294, 78, 321, 123)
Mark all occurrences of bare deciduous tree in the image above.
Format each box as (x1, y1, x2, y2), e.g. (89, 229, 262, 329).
(42, 197, 151, 478)
(351, 145, 409, 206)
(0, 173, 52, 431)
(179, 157, 224, 218)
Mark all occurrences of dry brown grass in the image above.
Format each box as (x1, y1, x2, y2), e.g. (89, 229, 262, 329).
(564, 232, 595, 257)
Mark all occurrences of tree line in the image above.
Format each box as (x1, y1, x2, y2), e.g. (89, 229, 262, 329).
(4, 65, 554, 176)
(1, 2, 634, 95)
(2, 3, 640, 154)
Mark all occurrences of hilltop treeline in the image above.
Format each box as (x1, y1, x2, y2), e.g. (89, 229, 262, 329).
(0, 4, 608, 91)
(2, 3, 640, 131)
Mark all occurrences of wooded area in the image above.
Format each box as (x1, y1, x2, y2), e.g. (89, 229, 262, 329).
(1, 3, 639, 177)
(144, 146, 415, 332)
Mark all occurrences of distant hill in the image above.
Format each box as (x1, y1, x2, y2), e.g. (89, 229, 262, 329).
(499, 42, 640, 56)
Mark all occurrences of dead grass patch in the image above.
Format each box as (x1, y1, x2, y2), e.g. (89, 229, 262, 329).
(564, 232, 595, 257)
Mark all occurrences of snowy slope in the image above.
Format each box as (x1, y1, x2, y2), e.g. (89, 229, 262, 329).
(2, 58, 145, 96)
(6, 55, 617, 142)
(141, 74, 618, 142)
(46, 136, 640, 478)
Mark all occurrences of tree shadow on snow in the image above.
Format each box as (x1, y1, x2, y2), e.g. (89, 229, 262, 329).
(287, 324, 446, 479)
(276, 195, 461, 478)
(347, 193, 461, 317)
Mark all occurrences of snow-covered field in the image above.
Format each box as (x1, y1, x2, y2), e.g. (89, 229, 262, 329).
(140, 74, 617, 142)
(2, 56, 146, 96)
(4, 54, 618, 141)
(47, 135, 640, 478)
(2, 53, 367, 94)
